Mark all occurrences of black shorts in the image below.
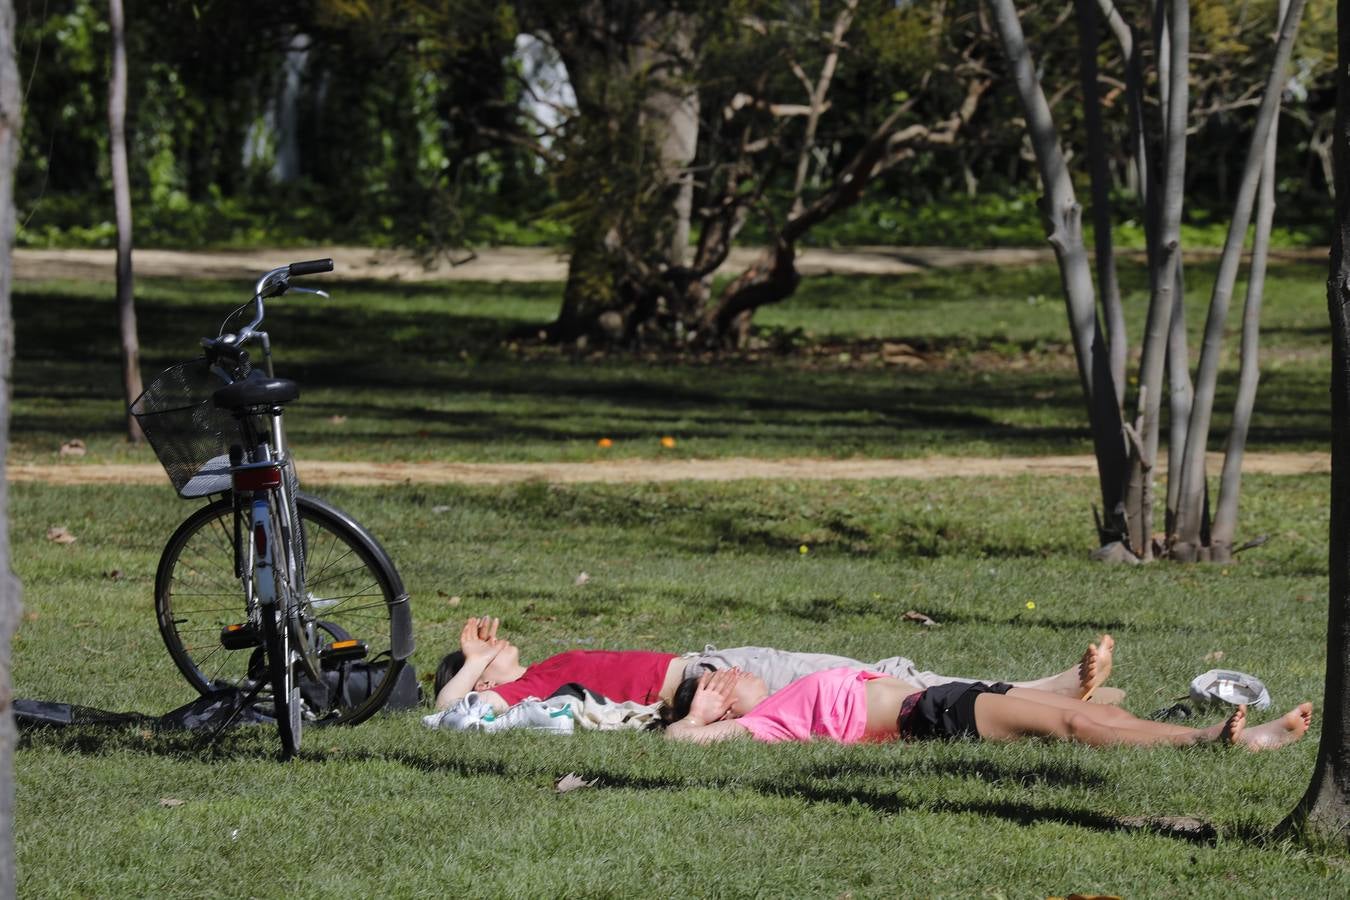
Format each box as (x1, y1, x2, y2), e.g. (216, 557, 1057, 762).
(899, 681, 1014, 740)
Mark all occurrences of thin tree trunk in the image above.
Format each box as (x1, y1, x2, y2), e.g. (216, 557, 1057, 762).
(986, 0, 1128, 544)
(1125, 0, 1190, 559)
(108, 0, 143, 442)
(1281, 1, 1350, 845)
(1211, 0, 1288, 560)
(0, 0, 23, 891)
(1164, 268, 1192, 535)
(1170, 0, 1307, 560)
(1075, 0, 1127, 409)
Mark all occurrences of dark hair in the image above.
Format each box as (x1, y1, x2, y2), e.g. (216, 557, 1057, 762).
(657, 670, 711, 729)
(434, 651, 466, 697)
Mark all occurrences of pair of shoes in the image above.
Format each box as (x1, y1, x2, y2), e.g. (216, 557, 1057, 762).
(422, 692, 575, 735)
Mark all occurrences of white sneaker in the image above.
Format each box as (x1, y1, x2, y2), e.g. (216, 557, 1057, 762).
(423, 691, 494, 731)
(483, 699, 576, 735)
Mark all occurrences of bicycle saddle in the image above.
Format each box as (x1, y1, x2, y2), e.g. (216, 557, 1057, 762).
(212, 370, 300, 410)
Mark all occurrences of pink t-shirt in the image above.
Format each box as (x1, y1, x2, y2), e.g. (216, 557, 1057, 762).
(493, 650, 677, 706)
(736, 667, 887, 744)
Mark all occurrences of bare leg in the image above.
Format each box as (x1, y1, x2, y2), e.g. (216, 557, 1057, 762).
(1008, 634, 1120, 704)
(1001, 687, 1194, 734)
(972, 690, 1244, 748)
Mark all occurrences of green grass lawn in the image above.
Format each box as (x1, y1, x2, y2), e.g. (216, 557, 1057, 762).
(11, 474, 1344, 896)
(9, 258, 1331, 464)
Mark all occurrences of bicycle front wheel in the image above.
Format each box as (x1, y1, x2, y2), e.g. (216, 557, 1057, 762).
(156, 493, 408, 727)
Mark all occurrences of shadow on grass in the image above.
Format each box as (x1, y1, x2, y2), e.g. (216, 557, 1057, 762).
(25, 724, 1274, 846)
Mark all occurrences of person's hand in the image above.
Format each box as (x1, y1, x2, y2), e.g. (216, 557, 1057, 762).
(475, 616, 501, 642)
(687, 668, 738, 725)
(459, 617, 503, 663)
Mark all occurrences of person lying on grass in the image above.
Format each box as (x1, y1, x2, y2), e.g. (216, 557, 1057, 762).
(660, 659, 1314, 751)
(433, 616, 1119, 715)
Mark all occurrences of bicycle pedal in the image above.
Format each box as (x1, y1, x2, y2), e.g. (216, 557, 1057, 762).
(320, 638, 368, 668)
(220, 623, 261, 650)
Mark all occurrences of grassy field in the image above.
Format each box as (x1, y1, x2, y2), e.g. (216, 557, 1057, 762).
(9, 260, 1345, 896)
(9, 258, 1330, 464)
(10, 475, 1341, 896)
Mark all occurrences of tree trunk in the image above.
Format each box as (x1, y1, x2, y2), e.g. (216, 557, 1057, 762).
(0, 0, 23, 891)
(1075, 0, 1126, 410)
(1124, 0, 1189, 560)
(1280, 0, 1350, 843)
(986, 0, 1128, 544)
(543, 7, 703, 346)
(1211, 0, 1288, 561)
(1169, 0, 1307, 560)
(109, 0, 143, 442)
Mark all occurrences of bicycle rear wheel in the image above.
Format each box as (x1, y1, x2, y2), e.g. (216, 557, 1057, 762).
(156, 493, 408, 727)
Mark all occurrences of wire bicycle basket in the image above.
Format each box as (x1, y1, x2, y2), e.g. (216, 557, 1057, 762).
(130, 359, 237, 498)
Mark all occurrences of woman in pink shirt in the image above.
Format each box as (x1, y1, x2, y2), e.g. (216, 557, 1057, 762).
(663, 662, 1314, 753)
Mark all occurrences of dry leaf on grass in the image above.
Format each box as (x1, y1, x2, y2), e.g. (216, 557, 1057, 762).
(327, 415, 347, 425)
(902, 610, 940, 627)
(574, 572, 590, 586)
(555, 773, 597, 794)
(159, 798, 185, 808)
(59, 439, 87, 457)
(104, 569, 123, 580)
(46, 526, 76, 544)
(1204, 650, 1225, 663)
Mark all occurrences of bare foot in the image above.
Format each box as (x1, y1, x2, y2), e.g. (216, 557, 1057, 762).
(1235, 703, 1314, 751)
(1079, 634, 1114, 701)
(1216, 704, 1247, 746)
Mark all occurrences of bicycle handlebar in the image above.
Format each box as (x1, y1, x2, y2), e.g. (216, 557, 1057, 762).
(288, 258, 334, 278)
(207, 260, 337, 362)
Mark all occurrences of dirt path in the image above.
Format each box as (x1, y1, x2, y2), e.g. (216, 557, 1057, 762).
(12, 245, 1062, 282)
(5, 451, 1328, 487)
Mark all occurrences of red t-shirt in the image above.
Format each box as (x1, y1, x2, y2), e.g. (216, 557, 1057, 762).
(493, 650, 678, 706)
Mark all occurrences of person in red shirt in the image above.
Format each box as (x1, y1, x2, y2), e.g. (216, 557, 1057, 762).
(433, 617, 688, 714)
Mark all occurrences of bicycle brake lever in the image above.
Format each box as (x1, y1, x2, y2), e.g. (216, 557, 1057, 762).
(288, 286, 330, 299)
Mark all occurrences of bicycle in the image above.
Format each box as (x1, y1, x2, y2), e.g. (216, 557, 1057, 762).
(131, 259, 414, 758)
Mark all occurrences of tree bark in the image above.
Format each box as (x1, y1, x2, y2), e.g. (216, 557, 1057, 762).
(1124, 0, 1189, 560)
(986, 0, 1128, 544)
(1075, 0, 1126, 409)
(109, 0, 143, 442)
(1211, 0, 1288, 561)
(1280, 0, 1350, 843)
(1169, 0, 1307, 559)
(0, 0, 23, 891)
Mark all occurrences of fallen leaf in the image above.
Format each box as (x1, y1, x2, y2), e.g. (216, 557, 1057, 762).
(327, 415, 348, 425)
(431, 505, 451, 514)
(159, 798, 185, 808)
(902, 610, 940, 627)
(46, 526, 76, 544)
(22, 611, 38, 622)
(104, 569, 123, 580)
(1204, 650, 1225, 663)
(660, 436, 676, 448)
(555, 773, 597, 794)
(59, 439, 87, 457)
(596, 437, 613, 448)
(574, 572, 590, 586)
